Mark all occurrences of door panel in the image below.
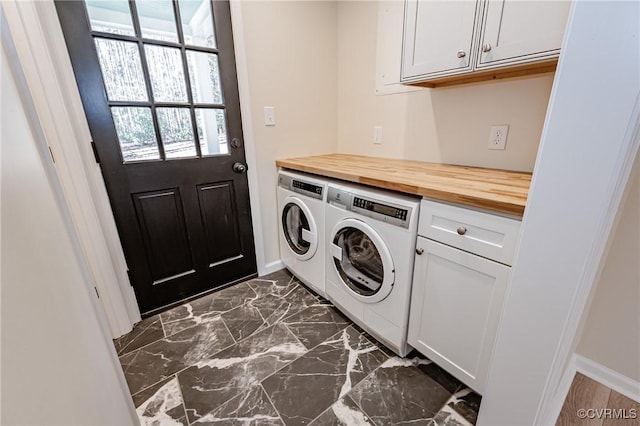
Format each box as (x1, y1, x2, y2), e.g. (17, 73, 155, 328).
(133, 188, 194, 283)
(55, 0, 257, 314)
(197, 182, 243, 266)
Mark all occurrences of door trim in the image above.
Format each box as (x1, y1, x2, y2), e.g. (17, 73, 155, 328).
(228, 0, 270, 278)
(2, 0, 138, 337)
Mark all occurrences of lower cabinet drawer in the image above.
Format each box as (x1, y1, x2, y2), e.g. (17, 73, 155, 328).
(408, 236, 510, 394)
(418, 198, 521, 266)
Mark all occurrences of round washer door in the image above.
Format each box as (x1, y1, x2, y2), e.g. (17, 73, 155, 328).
(329, 218, 395, 303)
(281, 196, 318, 261)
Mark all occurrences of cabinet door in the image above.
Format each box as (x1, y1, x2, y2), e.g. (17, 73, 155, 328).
(401, 0, 480, 81)
(408, 237, 510, 394)
(477, 0, 571, 68)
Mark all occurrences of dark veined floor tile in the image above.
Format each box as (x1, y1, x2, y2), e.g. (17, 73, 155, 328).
(119, 316, 234, 395)
(262, 327, 387, 426)
(161, 283, 258, 336)
(113, 315, 164, 356)
(348, 357, 452, 426)
(191, 386, 283, 425)
(132, 376, 188, 425)
(179, 324, 307, 423)
(283, 305, 350, 349)
(309, 396, 375, 426)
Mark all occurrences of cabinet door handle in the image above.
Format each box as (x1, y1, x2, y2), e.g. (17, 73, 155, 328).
(457, 227, 467, 235)
(482, 43, 492, 53)
(457, 50, 466, 58)
(416, 247, 424, 255)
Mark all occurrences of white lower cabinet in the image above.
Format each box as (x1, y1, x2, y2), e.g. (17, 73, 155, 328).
(409, 200, 520, 394)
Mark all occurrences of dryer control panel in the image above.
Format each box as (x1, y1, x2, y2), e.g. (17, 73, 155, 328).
(278, 174, 323, 200)
(327, 187, 412, 229)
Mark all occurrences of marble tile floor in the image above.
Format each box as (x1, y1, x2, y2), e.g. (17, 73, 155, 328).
(114, 269, 481, 426)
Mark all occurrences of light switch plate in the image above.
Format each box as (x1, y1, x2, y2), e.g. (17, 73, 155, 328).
(264, 107, 275, 126)
(373, 126, 383, 144)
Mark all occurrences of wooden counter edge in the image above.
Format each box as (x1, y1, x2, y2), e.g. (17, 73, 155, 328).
(276, 159, 527, 217)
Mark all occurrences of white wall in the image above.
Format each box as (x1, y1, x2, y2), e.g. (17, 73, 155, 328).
(238, 0, 338, 269)
(1, 44, 136, 425)
(337, 1, 553, 172)
(577, 152, 640, 382)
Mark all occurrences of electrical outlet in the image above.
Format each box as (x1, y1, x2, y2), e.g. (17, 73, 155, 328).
(373, 126, 383, 144)
(488, 125, 509, 150)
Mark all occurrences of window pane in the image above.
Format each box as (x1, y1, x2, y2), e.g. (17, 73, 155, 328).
(178, 0, 216, 48)
(111, 107, 159, 162)
(136, 0, 179, 43)
(187, 51, 223, 104)
(195, 108, 228, 156)
(157, 108, 197, 159)
(85, 0, 135, 36)
(95, 38, 147, 102)
(145, 45, 187, 103)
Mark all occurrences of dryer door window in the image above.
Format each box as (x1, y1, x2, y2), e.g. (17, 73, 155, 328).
(282, 197, 318, 260)
(330, 219, 394, 303)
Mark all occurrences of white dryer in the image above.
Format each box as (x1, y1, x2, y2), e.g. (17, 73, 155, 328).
(277, 170, 327, 297)
(325, 182, 420, 356)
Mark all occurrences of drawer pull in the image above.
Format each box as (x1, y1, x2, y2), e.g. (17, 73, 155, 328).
(416, 247, 424, 255)
(457, 227, 467, 235)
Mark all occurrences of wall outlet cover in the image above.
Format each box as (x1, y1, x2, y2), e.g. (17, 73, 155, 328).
(488, 125, 509, 150)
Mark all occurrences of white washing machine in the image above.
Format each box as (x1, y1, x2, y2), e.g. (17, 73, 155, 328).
(277, 170, 327, 297)
(325, 182, 420, 356)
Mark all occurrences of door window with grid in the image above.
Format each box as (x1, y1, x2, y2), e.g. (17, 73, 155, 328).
(85, 0, 228, 162)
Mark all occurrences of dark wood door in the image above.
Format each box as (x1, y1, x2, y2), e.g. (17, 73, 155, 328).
(55, 0, 257, 315)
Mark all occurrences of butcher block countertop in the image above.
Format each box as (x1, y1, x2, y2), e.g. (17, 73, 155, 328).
(276, 154, 532, 216)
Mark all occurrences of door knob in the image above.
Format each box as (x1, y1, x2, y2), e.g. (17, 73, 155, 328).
(457, 227, 467, 235)
(457, 50, 466, 58)
(232, 162, 247, 173)
(482, 43, 492, 53)
(416, 248, 424, 255)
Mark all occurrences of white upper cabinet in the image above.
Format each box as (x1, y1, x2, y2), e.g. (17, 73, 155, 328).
(402, 0, 480, 80)
(401, 0, 571, 86)
(477, 0, 572, 69)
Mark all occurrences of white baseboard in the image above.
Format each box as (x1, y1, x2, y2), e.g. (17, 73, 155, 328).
(574, 354, 640, 402)
(544, 354, 640, 425)
(261, 260, 284, 276)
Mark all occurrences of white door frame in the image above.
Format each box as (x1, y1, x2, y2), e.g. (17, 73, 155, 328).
(2, 0, 139, 337)
(1, 0, 269, 338)
(477, 1, 640, 424)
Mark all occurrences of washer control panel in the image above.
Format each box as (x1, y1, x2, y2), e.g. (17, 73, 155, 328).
(278, 174, 323, 200)
(327, 187, 412, 229)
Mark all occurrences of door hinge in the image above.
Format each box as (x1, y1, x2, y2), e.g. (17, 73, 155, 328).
(48, 146, 55, 163)
(90, 141, 100, 164)
(94, 286, 100, 299)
